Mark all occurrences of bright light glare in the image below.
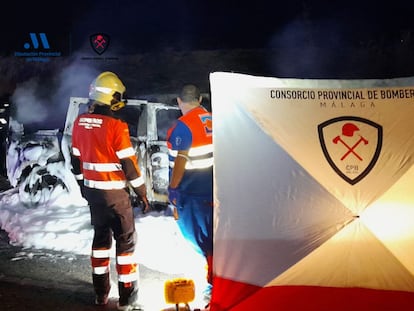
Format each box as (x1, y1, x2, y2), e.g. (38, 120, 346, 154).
(361, 201, 414, 275)
(361, 202, 414, 242)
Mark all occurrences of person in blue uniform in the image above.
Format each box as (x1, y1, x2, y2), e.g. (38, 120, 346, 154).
(167, 84, 214, 306)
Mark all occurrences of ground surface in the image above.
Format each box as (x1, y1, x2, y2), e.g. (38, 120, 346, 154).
(0, 228, 97, 310)
(0, 229, 203, 311)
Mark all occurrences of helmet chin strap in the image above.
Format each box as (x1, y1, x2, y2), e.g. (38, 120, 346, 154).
(110, 100, 127, 111)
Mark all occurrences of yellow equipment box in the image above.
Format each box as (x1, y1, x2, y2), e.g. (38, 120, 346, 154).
(164, 278, 195, 305)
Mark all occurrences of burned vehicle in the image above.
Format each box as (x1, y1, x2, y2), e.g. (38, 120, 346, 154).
(5, 128, 76, 207)
(61, 97, 182, 211)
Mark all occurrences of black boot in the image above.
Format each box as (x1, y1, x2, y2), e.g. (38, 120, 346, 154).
(92, 273, 110, 305)
(118, 280, 139, 307)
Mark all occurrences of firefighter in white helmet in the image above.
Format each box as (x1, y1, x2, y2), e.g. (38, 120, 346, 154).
(71, 71, 149, 310)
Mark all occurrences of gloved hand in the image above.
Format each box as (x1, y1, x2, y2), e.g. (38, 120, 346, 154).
(168, 186, 180, 206)
(142, 196, 151, 214)
(77, 180, 86, 198)
(141, 195, 150, 214)
(133, 184, 150, 214)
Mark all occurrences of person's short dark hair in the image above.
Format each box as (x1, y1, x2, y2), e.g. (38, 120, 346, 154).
(179, 84, 201, 103)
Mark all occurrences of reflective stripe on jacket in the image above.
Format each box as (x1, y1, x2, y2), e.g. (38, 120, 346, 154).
(167, 106, 213, 170)
(72, 113, 144, 190)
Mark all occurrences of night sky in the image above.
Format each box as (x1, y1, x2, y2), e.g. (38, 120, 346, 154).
(2, 0, 414, 133)
(2, 0, 414, 54)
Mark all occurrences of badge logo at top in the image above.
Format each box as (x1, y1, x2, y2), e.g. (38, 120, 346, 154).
(90, 33, 110, 55)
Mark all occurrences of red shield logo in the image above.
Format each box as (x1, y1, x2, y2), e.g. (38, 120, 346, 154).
(318, 116, 382, 185)
(90, 33, 110, 55)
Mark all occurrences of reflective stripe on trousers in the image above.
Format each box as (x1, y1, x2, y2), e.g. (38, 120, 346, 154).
(91, 248, 139, 283)
(91, 248, 111, 275)
(117, 252, 139, 283)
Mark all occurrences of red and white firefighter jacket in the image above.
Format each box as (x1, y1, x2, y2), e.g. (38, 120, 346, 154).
(71, 113, 144, 191)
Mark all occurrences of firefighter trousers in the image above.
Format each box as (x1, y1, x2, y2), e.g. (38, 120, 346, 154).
(84, 188, 139, 305)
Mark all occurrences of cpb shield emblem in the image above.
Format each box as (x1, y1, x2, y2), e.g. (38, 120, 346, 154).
(318, 116, 382, 185)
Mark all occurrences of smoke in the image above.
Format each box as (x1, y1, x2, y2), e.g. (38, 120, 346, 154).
(54, 63, 99, 116)
(12, 79, 49, 124)
(11, 62, 98, 133)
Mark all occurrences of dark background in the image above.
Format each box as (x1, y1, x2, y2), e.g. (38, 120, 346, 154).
(3, 1, 414, 54)
(1, 0, 414, 131)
